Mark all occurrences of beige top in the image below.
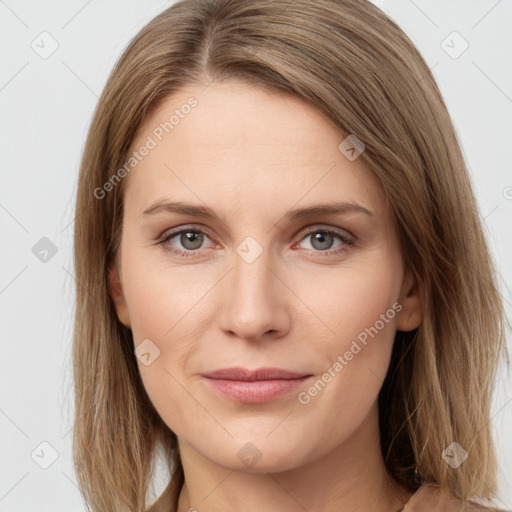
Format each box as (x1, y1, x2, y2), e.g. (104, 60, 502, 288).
(401, 483, 508, 512)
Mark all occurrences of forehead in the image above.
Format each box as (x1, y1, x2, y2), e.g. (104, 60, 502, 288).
(123, 80, 386, 219)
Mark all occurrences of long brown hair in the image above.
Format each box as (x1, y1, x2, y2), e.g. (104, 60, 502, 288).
(72, 0, 508, 510)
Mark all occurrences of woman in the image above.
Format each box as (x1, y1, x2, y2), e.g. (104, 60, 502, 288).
(72, 1, 508, 511)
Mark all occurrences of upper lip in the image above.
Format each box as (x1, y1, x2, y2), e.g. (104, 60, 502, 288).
(202, 367, 311, 381)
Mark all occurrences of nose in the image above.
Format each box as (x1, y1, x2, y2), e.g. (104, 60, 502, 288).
(217, 247, 291, 343)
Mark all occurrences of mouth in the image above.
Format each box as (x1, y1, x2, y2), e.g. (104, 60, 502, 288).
(201, 367, 313, 404)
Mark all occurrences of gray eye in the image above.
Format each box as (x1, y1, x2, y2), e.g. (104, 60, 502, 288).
(308, 232, 336, 251)
(177, 231, 205, 250)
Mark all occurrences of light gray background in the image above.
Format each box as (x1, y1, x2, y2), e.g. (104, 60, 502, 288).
(0, 1, 511, 510)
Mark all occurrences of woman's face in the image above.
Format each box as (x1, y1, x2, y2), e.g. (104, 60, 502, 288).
(109, 79, 421, 472)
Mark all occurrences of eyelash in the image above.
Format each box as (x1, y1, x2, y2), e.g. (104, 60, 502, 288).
(157, 225, 356, 259)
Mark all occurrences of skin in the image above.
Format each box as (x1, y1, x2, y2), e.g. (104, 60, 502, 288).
(108, 79, 422, 512)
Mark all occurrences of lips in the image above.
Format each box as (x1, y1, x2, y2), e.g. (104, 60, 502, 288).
(201, 367, 313, 403)
(201, 367, 311, 381)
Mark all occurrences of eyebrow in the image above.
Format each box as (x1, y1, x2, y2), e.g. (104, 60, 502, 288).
(141, 199, 374, 223)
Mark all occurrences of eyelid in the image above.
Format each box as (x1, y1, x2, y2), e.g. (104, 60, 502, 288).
(296, 223, 355, 240)
(157, 223, 214, 240)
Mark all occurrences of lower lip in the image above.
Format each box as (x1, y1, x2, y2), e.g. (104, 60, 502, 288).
(202, 376, 311, 403)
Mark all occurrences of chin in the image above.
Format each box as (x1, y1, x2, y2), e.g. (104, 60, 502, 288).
(187, 430, 315, 474)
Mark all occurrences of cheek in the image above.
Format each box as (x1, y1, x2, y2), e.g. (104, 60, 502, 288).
(121, 260, 203, 434)
(119, 248, 218, 423)
(292, 255, 401, 349)
(290, 257, 401, 430)
(121, 245, 212, 343)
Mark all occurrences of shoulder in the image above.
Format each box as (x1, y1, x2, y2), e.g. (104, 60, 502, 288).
(404, 483, 510, 512)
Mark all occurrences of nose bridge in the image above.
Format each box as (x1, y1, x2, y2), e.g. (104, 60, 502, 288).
(233, 242, 273, 302)
(218, 236, 288, 341)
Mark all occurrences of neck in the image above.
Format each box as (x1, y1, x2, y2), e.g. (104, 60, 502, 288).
(176, 404, 413, 512)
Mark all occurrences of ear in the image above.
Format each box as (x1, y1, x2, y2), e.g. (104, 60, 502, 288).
(107, 260, 131, 328)
(396, 269, 422, 332)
